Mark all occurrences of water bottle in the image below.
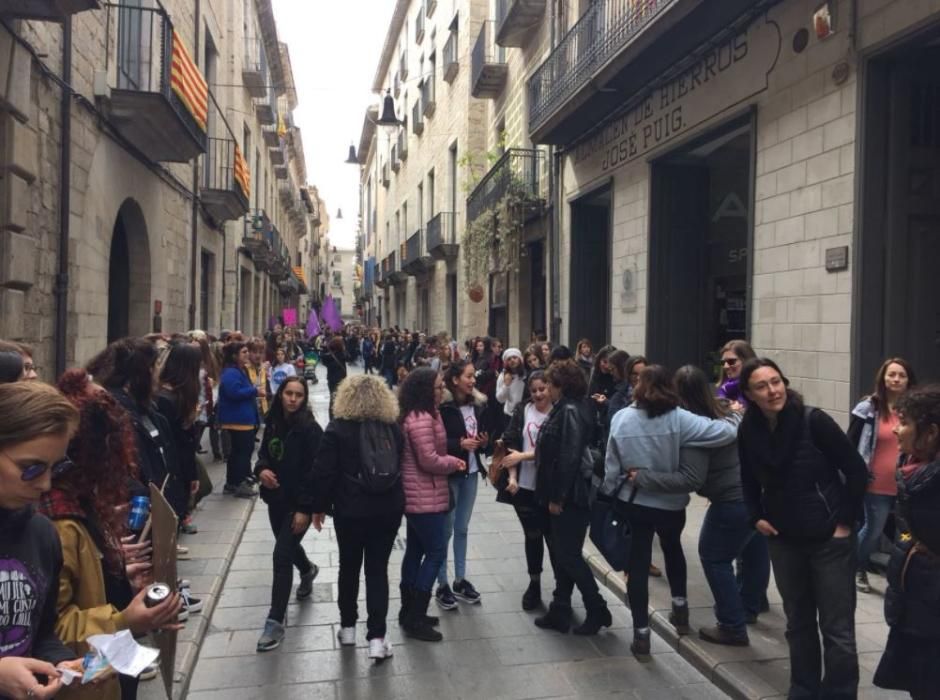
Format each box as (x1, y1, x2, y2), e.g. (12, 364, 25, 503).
(128, 495, 150, 532)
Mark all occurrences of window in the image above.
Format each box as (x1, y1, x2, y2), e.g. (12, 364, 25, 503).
(332, 270, 342, 287)
(417, 183, 424, 230)
(449, 142, 458, 213)
(427, 169, 435, 218)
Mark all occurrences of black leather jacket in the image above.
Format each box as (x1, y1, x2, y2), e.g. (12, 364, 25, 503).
(535, 397, 595, 509)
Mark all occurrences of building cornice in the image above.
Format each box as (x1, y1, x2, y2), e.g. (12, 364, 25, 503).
(371, 0, 410, 93)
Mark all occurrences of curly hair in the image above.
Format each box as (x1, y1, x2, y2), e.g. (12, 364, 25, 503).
(896, 384, 940, 461)
(87, 337, 158, 408)
(544, 359, 587, 399)
(399, 367, 440, 419)
(56, 369, 137, 572)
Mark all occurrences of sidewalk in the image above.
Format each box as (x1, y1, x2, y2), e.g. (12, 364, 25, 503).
(584, 495, 906, 700)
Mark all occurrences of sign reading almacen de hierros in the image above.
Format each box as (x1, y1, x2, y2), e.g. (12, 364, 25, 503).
(573, 15, 782, 173)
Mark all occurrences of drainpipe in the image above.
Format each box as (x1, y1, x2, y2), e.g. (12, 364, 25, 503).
(188, 0, 201, 330)
(54, 17, 72, 376)
(547, 0, 561, 343)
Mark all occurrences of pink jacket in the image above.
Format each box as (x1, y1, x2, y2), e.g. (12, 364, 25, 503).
(401, 411, 460, 514)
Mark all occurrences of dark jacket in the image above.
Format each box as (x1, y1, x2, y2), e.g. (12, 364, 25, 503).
(111, 389, 187, 520)
(535, 397, 595, 509)
(380, 340, 398, 372)
(254, 412, 323, 514)
(217, 366, 259, 427)
(311, 376, 405, 518)
(604, 380, 632, 442)
(738, 394, 867, 540)
(439, 389, 491, 480)
(0, 507, 73, 664)
(154, 392, 199, 487)
(883, 459, 940, 639)
(321, 348, 348, 391)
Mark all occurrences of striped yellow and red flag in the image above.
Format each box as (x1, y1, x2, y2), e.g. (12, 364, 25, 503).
(170, 30, 208, 132)
(234, 142, 250, 198)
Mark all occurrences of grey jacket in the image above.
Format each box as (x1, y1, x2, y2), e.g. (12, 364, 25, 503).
(634, 414, 744, 503)
(605, 405, 739, 511)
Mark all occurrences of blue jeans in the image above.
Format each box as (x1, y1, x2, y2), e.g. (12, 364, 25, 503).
(438, 474, 479, 585)
(857, 492, 895, 570)
(698, 500, 771, 632)
(401, 512, 447, 594)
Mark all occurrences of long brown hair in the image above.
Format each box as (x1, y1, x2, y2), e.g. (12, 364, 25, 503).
(717, 339, 757, 384)
(634, 365, 679, 418)
(871, 357, 917, 421)
(674, 365, 731, 420)
(159, 343, 203, 426)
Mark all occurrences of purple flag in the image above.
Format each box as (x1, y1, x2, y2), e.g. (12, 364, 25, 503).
(306, 308, 320, 338)
(322, 295, 343, 332)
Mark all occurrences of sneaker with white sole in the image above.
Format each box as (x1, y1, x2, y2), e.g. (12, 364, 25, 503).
(452, 579, 482, 604)
(435, 584, 458, 611)
(138, 661, 159, 681)
(180, 587, 203, 614)
(368, 636, 393, 660)
(256, 618, 285, 652)
(177, 607, 189, 622)
(337, 626, 356, 646)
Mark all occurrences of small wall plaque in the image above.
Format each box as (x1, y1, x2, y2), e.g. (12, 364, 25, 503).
(825, 245, 849, 272)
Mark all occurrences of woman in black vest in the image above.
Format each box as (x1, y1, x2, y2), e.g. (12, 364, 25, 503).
(874, 385, 940, 699)
(254, 376, 322, 652)
(738, 358, 867, 700)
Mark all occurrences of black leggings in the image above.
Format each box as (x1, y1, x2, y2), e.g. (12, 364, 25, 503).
(623, 502, 687, 629)
(267, 501, 313, 624)
(511, 489, 553, 576)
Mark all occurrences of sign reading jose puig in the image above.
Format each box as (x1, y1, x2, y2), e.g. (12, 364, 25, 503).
(573, 16, 781, 174)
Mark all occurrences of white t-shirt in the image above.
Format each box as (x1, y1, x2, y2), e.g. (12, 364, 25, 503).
(460, 404, 480, 474)
(270, 362, 297, 396)
(519, 403, 550, 491)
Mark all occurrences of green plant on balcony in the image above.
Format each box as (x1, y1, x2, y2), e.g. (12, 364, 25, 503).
(462, 186, 527, 294)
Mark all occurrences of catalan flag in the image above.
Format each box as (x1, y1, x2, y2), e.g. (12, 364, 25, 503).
(234, 142, 250, 198)
(170, 30, 208, 132)
(277, 112, 287, 139)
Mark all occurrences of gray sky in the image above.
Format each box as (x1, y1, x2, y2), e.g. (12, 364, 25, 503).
(272, 0, 393, 250)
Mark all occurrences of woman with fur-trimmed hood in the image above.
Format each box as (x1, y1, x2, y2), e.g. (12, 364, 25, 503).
(311, 374, 404, 661)
(434, 360, 494, 610)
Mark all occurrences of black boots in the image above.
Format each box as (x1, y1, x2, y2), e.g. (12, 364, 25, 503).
(669, 602, 691, 635)
(572, 605, 612, 636)
(534, 602, 572, 633)
(399, 584, 439, 627)
(521, 579, 542, 611)
(631, 628, 651, 657)
(403, 589, 443, 642)
(699, 624, 749, 647)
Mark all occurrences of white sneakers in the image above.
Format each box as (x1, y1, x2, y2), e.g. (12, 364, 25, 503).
(368, 637, 393, 660)
(337, 626, 356, 646)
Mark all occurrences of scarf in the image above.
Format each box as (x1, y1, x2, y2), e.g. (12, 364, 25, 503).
(38, 488, 86, 521)
(739, 393, 805, 481)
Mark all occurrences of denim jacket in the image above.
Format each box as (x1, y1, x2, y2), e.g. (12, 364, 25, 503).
(848, 397, 878, 469)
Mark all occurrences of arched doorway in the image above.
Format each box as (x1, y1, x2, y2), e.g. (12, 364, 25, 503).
(107, 199, 152, 343)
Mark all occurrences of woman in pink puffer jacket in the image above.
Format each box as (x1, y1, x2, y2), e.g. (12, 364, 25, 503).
(398, 368, 466, 642)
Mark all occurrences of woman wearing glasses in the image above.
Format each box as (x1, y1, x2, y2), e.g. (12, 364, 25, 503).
(717, 340, 757, 410)
(44, 371, 182, 700)
(0, 381, 79, 699)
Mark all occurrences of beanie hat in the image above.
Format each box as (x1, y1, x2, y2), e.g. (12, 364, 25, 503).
(502, 347, 523, 363)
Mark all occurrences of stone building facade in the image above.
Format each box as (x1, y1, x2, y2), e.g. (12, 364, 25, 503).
(0, 0, 321, 374)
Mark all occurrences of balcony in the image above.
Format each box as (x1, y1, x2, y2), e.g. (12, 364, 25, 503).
(201, 137, 250, 223)
(495, 0, 546, 47)
(527, 0, 769, 144)
(389, 247, 408, 285)
(269, 145, 285, 165)
(397, 128, 408, 161)
(376, 255, 389, 289)
(467, 148, 544, 224)
(416, 10, 425, 44)
(243, 209, 273, 271)
(412, 101, 424, 136)
(426, 0, 436, 18)
(261, 125, 279, 147)
(242, 36, 267, 98)
(391, 144, 401, 173)
(274, 164, 288, 180)
(0, 0, 98, 20)
(421, 77, 436, 118)
(426, 211, 459, 260)
(443, 31, 459, 83)
(255, 88, 276, 125)
(471, 21, 507, 99)
(102, 3, 207, 162)
(403, 229, 435, 275)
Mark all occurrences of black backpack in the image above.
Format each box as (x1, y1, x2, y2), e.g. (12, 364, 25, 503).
(353, 421, 401, 493)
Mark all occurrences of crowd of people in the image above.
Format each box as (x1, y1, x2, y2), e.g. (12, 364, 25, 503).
(0, 324, 937, 699)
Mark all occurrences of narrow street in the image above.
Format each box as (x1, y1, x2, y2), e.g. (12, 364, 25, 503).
(183, 365, 728, 700)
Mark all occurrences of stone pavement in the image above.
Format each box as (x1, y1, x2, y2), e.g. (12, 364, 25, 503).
(585, 498, 905, 700)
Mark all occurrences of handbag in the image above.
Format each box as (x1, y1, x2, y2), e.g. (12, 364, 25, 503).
(589, 477, 636, 572)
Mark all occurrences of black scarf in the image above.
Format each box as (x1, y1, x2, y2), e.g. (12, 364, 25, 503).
(739, 391, 806, 481)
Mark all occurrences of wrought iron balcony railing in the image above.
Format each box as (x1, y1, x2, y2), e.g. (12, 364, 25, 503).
(443, 30, 459, 83)
(467, 148, 544, 224)
(202, 136, 249, 223)
(242, 35, 268, 98)
(527, 0, 675, 134)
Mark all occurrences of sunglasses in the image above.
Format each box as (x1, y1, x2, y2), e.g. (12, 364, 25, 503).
(721, 358, 740, 366)
(5, 453, 74, 482)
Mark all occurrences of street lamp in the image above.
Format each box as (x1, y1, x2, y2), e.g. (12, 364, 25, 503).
(336, 208, 343, 219)
(345, 143, 358, 164)
(375, 88, 401, 130)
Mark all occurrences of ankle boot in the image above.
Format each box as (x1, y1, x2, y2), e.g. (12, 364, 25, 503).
(534, 602, 572, 633)
(669, 602, 691, 635)
(521, 579, 542, 611)
(403, 589, 443, 642)
(631, 629, 651, 657)
(573, 605, 612, 636)
(398, 584, 411, 626)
